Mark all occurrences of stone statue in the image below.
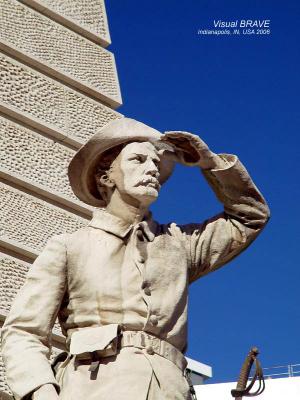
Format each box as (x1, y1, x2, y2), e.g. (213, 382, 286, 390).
(1, 118, 270, 400)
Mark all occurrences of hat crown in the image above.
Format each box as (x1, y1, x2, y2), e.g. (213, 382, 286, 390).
(95, 118, 162, 141)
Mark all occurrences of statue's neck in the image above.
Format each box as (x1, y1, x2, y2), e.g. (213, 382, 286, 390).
(106, 190, 149, 225)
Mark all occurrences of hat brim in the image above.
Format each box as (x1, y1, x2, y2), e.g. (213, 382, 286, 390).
(68, 118, 174, 207)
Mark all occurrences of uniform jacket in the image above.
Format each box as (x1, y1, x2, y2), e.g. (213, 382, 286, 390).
(1, 155, 270, 400)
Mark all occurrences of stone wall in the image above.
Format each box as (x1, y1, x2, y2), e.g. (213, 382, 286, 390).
(0, 1, 123, 396)
(0, 0, 121, 107)
(0, 54, 121, 147)
(21, 0, 111, 46)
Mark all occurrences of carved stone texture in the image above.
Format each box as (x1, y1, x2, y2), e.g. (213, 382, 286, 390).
(0, 254, 29, 315)
(0, 182, 87, 254)
(0, 330, 11, 397)
(0, 116, 77, 201)
(0, 54, 122, 146)
(65, 90, 122, 144)
(21, 0, 111, 46)
(0, 0, 122, 108)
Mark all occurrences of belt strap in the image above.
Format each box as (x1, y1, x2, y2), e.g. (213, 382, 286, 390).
(121, 331, 187, 371)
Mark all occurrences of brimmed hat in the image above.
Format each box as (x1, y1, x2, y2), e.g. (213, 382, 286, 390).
(68, 118, 175, 207)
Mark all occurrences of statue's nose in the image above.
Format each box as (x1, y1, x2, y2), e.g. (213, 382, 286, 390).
(149, 171, 160, 179)
(145, 160, 159, 177)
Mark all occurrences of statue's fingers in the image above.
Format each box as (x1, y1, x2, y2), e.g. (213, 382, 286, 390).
(163, 131, 194, 141)
(164, 131, 209, 151)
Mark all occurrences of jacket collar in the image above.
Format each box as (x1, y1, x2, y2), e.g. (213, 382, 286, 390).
(88, 208, 157, 241)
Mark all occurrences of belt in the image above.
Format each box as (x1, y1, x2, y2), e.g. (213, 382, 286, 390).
(73, 329, 187, 372)
(120, 330, 187, 371)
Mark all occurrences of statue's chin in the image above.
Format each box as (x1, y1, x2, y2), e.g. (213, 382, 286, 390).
(129, 187, 159, 207)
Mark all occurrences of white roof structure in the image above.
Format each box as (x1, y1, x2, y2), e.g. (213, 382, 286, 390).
(186, 357, 212, 378)
(195, 376, 300, 399)
(186, 357, 212, 385)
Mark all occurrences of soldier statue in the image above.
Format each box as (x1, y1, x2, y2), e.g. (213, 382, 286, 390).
(2, 118, 270, 399)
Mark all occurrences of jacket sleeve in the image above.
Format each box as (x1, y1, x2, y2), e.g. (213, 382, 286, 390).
(1, 234, 67, 400)
(179, 155, 270, 283)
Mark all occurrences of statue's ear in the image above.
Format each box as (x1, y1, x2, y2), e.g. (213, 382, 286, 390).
(99, 174, 115, 188)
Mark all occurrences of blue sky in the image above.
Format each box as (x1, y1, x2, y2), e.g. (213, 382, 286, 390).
(106, 1, 300, 383)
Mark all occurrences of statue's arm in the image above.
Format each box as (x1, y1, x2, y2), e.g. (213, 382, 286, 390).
(182, 154, 270, 282)
(161, 131, 270, 281)
(1, 234, 67, 400)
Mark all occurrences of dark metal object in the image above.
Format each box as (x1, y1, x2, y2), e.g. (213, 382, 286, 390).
(231, 347, 265, 399)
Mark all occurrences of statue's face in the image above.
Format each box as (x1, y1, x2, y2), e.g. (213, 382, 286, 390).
(110, 141, 161, 207)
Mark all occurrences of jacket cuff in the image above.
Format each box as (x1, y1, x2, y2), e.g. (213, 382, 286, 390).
(27, 383, 60, 400)
(14, 379, 60, 400)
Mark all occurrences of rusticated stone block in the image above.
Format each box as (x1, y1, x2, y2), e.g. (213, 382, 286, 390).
(0, 116, 78, 202)
(0, 182, 87, 254)
(0, 54, 122, 146)
(0, 0, 122, 107)
(0, 254, 29, 315)
(0, 330, 11, 397)
(21, 0, 111, 46)
(65, 90, 122, 144)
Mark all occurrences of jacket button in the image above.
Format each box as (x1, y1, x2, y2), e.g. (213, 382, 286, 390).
(146, 345, 154, 355)
(138, 256, 145, 263)
(149, 315, 158, 326)
(141, 281, 149, 289)
(141, 281, 151, 295)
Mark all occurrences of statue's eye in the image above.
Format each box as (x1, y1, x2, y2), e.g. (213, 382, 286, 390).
(129, 155, 144, 163)
(135, 155, 146, 163)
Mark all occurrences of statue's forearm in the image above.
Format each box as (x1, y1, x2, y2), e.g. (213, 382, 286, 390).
(202, 154, 270, 228)
(1, 235, 67, 400)
(199, 153, 230, 170)
(187, 154, 270, 282)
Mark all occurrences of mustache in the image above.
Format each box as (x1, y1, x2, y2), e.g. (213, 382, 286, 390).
(135, 177, 161, 189)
